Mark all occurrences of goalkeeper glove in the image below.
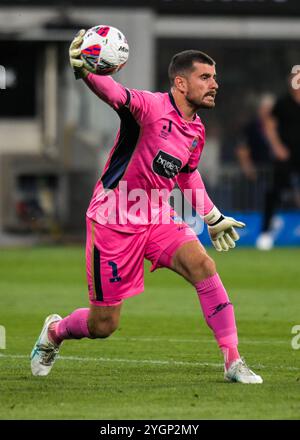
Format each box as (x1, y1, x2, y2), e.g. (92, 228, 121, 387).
(204, 206, 245, 252)
(69, 29, 89, 79)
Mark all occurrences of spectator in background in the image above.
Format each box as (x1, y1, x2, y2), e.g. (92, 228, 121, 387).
(236, 95, 273, 182)
(256, 71, 300, 250)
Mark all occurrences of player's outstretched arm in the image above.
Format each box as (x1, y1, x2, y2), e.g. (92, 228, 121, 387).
(177, 169, 214, 217)
(69, 29, 89, 80)
(177, 170, 245, 252)
(69, 29, 128, 110)
(69, 30, 157, 116)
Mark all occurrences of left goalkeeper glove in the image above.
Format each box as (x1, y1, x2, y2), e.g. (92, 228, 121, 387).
(69, 29, 89, 80)
(204, 206, 245, 252)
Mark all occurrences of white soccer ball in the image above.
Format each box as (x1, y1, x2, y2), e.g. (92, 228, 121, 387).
(80, 25, 129, 75)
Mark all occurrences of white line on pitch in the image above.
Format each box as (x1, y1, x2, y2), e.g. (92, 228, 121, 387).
(110, 336, 287, 345)
(1, 353, 300, 371)
(12, 335, 288, 345)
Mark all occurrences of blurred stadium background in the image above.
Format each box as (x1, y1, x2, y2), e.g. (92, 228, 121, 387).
(0, 0, 300, 247)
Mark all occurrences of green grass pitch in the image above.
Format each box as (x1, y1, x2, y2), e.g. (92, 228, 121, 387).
(0, 246, 300, 420)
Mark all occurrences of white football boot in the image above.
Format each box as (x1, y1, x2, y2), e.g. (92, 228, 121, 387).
(30, 314, 62, 376)
(224, 358, 263, 384)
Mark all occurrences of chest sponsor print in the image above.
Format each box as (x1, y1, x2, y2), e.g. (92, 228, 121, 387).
(152, 150, 183, 179)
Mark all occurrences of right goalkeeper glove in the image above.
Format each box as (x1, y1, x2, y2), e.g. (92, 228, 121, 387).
(69, 29, 89, 80)
(204, 206, 245, 252)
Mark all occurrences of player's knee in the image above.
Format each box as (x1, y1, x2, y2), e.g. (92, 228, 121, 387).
(88, 317, 118, 339)
(201, 255, 216, 277)
(186, 253, 216, 282)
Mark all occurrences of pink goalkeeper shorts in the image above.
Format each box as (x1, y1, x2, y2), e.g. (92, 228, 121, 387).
(85, 215, 198, 307)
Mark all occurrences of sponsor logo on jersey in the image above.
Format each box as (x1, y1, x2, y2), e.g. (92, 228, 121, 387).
(152, 150, 182, 179)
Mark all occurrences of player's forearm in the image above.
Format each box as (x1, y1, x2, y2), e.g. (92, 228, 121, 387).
(84, 73, 128, 110)
(177, 170, 214, 217)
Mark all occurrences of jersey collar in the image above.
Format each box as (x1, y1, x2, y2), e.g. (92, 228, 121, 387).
(168, 91, 197, 121)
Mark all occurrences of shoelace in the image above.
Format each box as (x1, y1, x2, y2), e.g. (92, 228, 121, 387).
(37, 343, 59, 366)
(234, 359, 256, 377)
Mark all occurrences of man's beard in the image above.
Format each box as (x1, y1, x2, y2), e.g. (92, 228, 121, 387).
(186, 92, 215, 110)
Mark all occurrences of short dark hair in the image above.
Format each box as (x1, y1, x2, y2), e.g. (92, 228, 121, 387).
(168, 50, 215, 86)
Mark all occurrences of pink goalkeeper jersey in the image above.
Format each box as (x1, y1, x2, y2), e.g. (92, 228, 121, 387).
(84, 73, 213, 231)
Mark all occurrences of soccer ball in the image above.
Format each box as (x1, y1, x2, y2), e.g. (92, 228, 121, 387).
(80, 25, 129, 75)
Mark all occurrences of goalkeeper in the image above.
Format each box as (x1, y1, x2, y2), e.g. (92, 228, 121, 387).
(31, 30, 262, 384)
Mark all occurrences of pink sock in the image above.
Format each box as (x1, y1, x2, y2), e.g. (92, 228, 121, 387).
(221, 346, 240, 370)
(195, 273, 240, 369)
(48, 308, 91, 345)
